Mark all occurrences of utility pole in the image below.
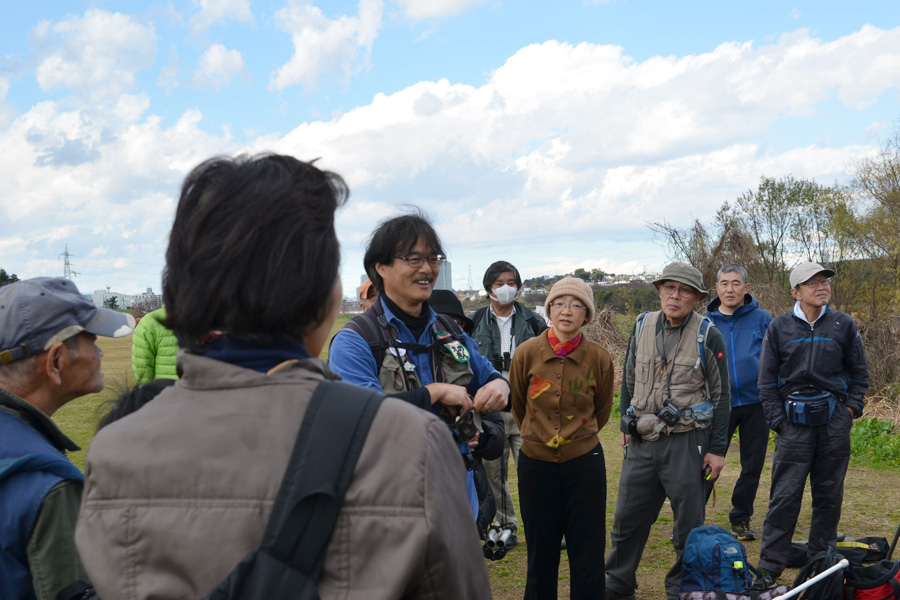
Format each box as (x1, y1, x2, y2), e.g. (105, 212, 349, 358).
(59, 245, 79, 279)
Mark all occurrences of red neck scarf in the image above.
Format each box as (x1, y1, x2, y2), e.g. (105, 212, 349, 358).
(548, 329, 582, 357)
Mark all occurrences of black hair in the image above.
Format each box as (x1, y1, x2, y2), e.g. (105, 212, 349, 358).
(482, 261, 522, 293)
(363, 209, 444, 294)
(97, 379, 176, 431)
(162, 153, 348, 351)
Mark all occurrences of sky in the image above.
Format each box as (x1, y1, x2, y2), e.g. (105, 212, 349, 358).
(1, 0, 899, 299)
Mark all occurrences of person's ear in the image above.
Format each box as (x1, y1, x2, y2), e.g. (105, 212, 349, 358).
(374, 263, 389, 278)
(43, 342, 67, 386)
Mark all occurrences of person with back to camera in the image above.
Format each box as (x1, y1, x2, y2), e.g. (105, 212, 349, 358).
(469, 260, 548, 549)
(509, 276, 614, 599)
(753, 262, 869, 589)
(131, 306, 179, 384)
(74, 154, 492, 599)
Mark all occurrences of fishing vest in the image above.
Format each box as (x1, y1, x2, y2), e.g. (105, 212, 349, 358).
(342, 302, 474, 394)
(630, 311, 714, 440)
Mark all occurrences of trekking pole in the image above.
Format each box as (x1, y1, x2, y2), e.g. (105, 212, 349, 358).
(770, 558, 850, 600)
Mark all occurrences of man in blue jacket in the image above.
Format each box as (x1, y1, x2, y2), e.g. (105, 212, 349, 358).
(328, 212, 509, 518)
(754, 262, 869, 587)
(705, 264, 772, 542)
(0, 277, 134, 600)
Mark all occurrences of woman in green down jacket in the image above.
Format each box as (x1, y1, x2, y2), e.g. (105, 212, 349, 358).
(131, 307, 179, 383)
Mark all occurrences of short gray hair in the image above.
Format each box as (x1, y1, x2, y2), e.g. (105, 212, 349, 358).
(717, 263, 748, 284)
(0, 335, 80, 386)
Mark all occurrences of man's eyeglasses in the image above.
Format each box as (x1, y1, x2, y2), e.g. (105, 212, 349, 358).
(660, 283, 699, 298)
(395, 254, 445, 268)
(549, 301, 587, 312)
(800, 278, 831, 289)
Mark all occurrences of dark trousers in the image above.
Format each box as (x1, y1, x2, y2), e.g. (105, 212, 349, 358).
(606, 429, 710, 600)
(518, 443, 607, 600)
(758, 405, 852, 577)
(705, 403, 769, 524)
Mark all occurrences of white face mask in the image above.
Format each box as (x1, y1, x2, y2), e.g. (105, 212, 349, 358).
(491, 284, 518, 304)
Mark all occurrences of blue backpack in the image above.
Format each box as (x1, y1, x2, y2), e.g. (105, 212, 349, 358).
(681, 526, 755, 593)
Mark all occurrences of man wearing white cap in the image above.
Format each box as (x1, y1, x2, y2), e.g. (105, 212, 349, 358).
(0, 277, 135, 600)
(754, 263, 869, 587)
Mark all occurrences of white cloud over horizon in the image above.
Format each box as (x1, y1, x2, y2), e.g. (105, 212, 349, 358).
(1, 3, 899, 296)
(269, 0, 384, 90)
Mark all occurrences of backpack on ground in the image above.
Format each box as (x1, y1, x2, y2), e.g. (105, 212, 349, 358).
(789, 538, 890, 568)
(791, 546, 848, 600)
(203, 381, 383, 600)
(681, 526, 755, 594)
(844, 560, 900, 600)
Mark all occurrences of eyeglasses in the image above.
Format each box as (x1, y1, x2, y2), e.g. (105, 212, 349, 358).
(549, 301, 587, 312)
(395, 254, 445, 268)
(800, 278, 831, 289)
(660, 283, 699, 298)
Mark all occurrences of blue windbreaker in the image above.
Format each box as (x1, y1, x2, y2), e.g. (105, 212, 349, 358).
(706, 294, 773, 408)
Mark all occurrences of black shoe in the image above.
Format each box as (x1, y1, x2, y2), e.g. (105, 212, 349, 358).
(731, 521, 757, 542)
(751, 568, 776, 590)
(605, 587, 635, 600)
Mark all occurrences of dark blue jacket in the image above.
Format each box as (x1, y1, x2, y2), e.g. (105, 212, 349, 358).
(706, 293, 772, 408)
(758, 304, 869, 431)
(0, 406, 84, 600)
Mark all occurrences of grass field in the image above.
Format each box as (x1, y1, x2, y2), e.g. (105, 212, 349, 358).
(52, 317, 900, 599)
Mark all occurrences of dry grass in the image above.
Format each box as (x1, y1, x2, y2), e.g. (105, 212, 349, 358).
(51, 316, 900, 598)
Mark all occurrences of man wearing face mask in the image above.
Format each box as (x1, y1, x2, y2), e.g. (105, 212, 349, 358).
(469, 261, 548, 548)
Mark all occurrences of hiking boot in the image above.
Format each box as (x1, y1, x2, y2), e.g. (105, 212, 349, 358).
(731, 521, 757, 542)
(751, 568, 776, 590)
(605, 587, 636, 600)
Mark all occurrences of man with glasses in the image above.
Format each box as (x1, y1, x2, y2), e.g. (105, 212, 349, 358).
(753, 262, 869, 588)
(705, 264, 772, 542)
(606, 262, 731, 600)
(329, 212, 509, 518)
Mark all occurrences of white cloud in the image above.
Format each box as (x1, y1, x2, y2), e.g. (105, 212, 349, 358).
(194, 44, 249, 89)
(789, 8, 802, 19)
(268, 0, 384, 90)
(32, 10, 156, 101)
(189, 0, 255, 32)
(393, 0, 487, 20)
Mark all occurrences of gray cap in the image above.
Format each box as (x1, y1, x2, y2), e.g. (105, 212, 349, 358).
(789, 262, 835, 288)
(652, 262, 708, 299)
(0, 277, 135, 365)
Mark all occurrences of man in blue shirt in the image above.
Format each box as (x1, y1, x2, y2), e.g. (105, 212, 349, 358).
(329, 212, 509, 517)
(705, 264, 773, 541)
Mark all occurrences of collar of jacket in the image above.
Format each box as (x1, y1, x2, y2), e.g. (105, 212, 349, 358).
(176, 350, 335, 391)
(706, 293, 759, 319)
(0, 387, 80, 452)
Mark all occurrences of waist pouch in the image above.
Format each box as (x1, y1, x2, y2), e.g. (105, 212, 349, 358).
(784, 391, 836, 426)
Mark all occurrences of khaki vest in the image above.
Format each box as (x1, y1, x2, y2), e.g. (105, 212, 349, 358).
(377, 326, 474, 394)
(631, 311, 712, 440)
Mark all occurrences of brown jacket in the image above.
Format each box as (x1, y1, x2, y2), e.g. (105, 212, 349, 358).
(509, 331, 614, 463)
(75, 352, 491, 600)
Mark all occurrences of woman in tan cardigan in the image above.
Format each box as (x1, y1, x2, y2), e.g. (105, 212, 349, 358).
(509, 277, 614, 600)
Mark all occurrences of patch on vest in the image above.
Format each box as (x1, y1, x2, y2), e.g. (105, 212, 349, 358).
(441, 339, 470, 363)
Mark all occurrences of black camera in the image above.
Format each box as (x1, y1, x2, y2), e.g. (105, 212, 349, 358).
(655, 400, 681, 427)
(623, 406, 641, 438)
(436, 404, 479, 443)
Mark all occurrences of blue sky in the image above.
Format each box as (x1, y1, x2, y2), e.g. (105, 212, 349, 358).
(1, 0, 899, 298)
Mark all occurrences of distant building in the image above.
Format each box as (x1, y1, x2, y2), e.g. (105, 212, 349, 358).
(434, 259, 452, 290)
(90, 289, 133, 310)
(132, 288, 163, 310)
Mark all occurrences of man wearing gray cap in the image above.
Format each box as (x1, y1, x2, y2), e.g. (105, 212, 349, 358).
(0, 277, 135, 600)
(754, 262, 869, 588)
(606, 262, 731, 600)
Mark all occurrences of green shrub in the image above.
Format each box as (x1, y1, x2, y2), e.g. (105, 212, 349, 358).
(850, 416, 900, 468)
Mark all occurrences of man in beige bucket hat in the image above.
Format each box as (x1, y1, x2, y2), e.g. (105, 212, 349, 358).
(606, 262, 732, 600)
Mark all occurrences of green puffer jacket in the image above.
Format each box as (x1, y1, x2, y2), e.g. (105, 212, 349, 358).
(131, 308, 179, 384)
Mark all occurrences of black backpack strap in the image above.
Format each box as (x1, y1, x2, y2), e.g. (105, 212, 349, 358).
(263, 381, 383, 574)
